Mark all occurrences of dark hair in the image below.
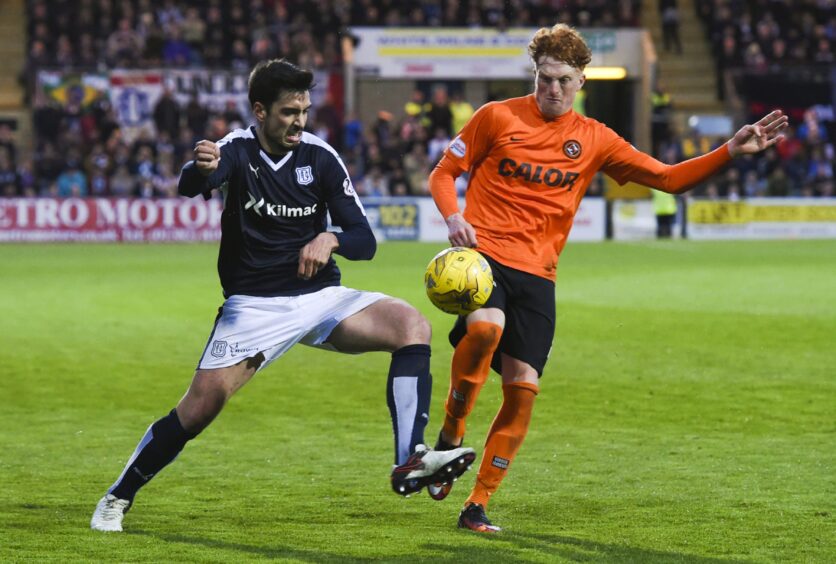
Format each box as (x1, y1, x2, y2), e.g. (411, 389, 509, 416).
(248, 59, 316, 109)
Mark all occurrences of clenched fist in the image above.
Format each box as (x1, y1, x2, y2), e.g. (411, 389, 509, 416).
(194, 140, 220, 176)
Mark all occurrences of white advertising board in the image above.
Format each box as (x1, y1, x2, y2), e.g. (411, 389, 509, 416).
(351, 28, 641, 79)
(412, 196, 605, 243)
(612, 199, 680, 240)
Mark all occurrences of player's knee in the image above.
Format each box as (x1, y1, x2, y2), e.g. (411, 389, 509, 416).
(466, 322, 502, 354)
(396, 305, 432, 346)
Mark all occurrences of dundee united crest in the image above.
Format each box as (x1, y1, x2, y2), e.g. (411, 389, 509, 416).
(295, 166, 314, 185)
(563, 140, 582, 159)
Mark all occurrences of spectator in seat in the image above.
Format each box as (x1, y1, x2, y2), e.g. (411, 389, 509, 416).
(154, 88, 182, 141)
(109, 164, 136, 197)
(660, 0, 683, 54)
(162, 24, 193, 67)
(360, 165, 389, 197)
(56, 164, 88, 197)
(766, 167, 791, 197)
(106, 18, 144, 67)
(427, 127, 452, 164)
(0, 152, 18, 195)
(404, 143, 431, 196)
(0, 124, 17, 165)
(450, 91, 475, 136)
(185, 92, 210, 141)
(425, 86, 453, 137)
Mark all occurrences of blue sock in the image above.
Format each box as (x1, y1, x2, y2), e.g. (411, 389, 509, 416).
(109, 409, 197, 502)
(386, 344, 432, 465)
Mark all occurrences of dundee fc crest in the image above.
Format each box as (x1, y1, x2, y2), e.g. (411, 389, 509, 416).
(295, 166, 314, 185)
(211, 340, 227, 358)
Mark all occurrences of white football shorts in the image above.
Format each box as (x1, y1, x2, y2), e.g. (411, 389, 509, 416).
(197, 286, 387, 371)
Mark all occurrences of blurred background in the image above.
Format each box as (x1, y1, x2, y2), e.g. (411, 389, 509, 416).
(0, 0, 833, 242)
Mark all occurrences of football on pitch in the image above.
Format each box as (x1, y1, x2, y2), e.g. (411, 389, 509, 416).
(424, 247, 494, 315)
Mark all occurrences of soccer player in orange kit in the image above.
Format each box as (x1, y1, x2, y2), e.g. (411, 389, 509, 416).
(427, 23, 788, 533)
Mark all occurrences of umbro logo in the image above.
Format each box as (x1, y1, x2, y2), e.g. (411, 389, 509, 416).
(248, 162, 260, 179)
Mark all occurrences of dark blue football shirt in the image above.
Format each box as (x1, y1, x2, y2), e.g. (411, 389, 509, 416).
(178, 127, 376, 297)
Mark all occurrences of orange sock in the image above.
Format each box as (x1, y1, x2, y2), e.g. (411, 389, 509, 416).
(441, 321, 502, 443)
(466, 381, 538, 508)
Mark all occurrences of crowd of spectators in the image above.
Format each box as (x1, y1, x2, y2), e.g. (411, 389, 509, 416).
(25, 0, 642, 73)
(697, 0, 835, 99)
(1, 0, 831, 200)
(8, 0, 641, 199)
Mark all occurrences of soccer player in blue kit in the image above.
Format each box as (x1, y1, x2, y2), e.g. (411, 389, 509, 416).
(91, 59, 475, 532)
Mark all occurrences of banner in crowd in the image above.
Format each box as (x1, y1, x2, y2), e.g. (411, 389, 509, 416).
(0, 198, 222, 242)
(37, 69, 332, 143)
(687, 198, 836, 240)
(108, 71, 167, 143)
(351, 28, 640, 79)
(36, 70, 109, 110)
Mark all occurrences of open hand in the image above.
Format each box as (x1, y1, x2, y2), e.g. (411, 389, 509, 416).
(728, 110, 789, 157)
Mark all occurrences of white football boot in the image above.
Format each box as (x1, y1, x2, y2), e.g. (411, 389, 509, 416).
(391, 444, 476, 496)
(90, 494, 131, 532)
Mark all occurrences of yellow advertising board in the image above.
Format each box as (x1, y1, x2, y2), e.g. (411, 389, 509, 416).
(686, 198, 836, 240)
(689, 201, 836, 224)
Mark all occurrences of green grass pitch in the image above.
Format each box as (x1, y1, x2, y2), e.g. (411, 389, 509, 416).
(1, 240, 834, 562)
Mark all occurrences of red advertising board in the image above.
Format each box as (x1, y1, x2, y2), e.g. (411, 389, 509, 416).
(0, 198, 222, 242)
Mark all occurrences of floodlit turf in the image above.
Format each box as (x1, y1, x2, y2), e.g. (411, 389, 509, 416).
(1, 240, 834, 562)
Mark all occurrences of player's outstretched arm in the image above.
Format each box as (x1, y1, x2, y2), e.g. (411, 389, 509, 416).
(727, 110, 788, 157)
(603, 110, 788, 195)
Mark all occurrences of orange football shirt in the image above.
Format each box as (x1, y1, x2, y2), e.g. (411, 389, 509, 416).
(430, 94, 731, 280)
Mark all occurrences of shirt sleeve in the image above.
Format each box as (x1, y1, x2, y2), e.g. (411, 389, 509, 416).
(600, 127, 732, 194)
(319, 152, 376, 261)
(429, 103, 499, 218)
(177, 142, 238, 198)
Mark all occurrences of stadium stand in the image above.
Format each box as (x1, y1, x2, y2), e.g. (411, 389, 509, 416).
(2, 0, 833, 199)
